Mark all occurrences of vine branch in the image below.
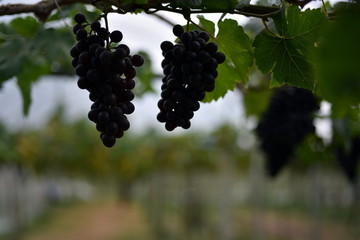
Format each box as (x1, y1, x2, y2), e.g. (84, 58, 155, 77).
(0, 0, 281, 22)
(0, 0, 89, 21)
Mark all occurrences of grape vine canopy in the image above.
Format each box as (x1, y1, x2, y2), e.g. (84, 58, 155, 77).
(0, 0, 359, 171)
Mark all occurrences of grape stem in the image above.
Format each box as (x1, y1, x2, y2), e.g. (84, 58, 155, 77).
(188, 18, 216, 39)
(262, 19, 283, 39)
(103, 12, 111, 50)
(321, 0, 329, 16)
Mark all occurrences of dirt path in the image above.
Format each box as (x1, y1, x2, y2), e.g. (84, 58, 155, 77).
(24, 198, 149, 240)
(22, 197, 358, 240)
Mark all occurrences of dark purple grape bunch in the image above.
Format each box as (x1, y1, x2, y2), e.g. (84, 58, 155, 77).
(157, 24, 225, 131)
(70, 13, 144, 147)
(256, 85, 320, 177)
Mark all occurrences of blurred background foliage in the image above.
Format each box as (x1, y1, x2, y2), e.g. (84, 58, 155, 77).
(0, 105, 359, 240)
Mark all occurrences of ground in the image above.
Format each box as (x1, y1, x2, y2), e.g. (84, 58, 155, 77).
(16, 196, 358, 240)
(23, 197, 150, 240)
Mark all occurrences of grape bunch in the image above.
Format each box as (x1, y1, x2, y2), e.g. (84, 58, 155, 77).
(335, 136, 360, 183)
(256, 85, 320, 177)
(70, 13, 144, 147)
(157, 25, 225, 131)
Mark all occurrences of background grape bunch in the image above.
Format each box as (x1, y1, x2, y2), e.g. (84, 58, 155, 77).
(256, 85, 320, 177)
(70, 13, 144, 147)
(157, 24, 225, 131)
(335, 136, 360, 183)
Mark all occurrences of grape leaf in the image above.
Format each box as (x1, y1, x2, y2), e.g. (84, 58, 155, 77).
(48, 4, 100, 23)
(0, 16, 75, 115)
(253, 6, 327, 90)
(35, 28, 73, 63)
(0, 38, 25, 83)
(135, 0, 148, 4)
(170, 0, 237, 9)
(200, 0, 237, 10)
(17, 58, 51, 115)
(10, 16, 40, 38)
(170, 0, 202, 8)
(315, 6, 360, 111)
(244, 89, 271, 117)
(197, 15, 215, 35)
(203, 19, 253, 102)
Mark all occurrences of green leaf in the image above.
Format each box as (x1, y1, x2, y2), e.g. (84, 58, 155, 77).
(200, 0, 237, 10)
(134, 51, 156, 95)
(203, 19, 253, 102)
(203, 60, 239, 102)
(0, 38, 26, 83)
(170, 0, 237, 9)
(315, 6, 360, 109)
(253, 6, 327, 90)
(35, 28, 74, 62)
(10, 16, 40, 38)
(197, 15, 215, 35)
(170, 0, 202, 8)
(244, 89, 271, 117)
(48, 4, 100, 23)
(135, 0, 148, 4)
(17, 58, 51, 115)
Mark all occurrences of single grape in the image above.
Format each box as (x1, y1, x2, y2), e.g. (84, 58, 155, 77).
(74, 13, 86, 24)
(117, 44, 130, 56)
(160, 41, 174, 52)
(101, 134, 116, 148)
(98, 111, 110, 125)
(97, 27, 108, 39)
(73, 23, 83, 34)
(173, 24, 184, 37)
(131, 54, 144, 67)
(91, 21, 101, 31)
(110, 30, 123, 42)
(214, 52, 226, 64)
(76, 28, 88, 40)
(100, 51, 114, 66)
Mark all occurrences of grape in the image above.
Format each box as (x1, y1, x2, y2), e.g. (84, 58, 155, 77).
(117, 44, 130, 56)
(214, 52, 226, 64)
(76, 28, 88, 40)
(160, 41, 173, 52)
(255, 85, 320, 177)
(173, 24, 184, 37)
(70, 13, 144, 147)
(181, 32, 192, 44)
(71, 58, 79, 68)
(91, 21, 101, 31)
(74, 13, 86, 24)
(73, 23, 83, 34)
(97, 27, 108, 39)
(75, 64, 87, 76)
(79, 52, 91, 64)
(131, 54, 144, 67)
(157, 24, 225, 131)
(110, 30, 123, 42)
(101, 134, 116, 148)
(77, 77, 89, 89)
(76, 40, 88, 52)
(100, 51, 114, 66)
(199, 31, 210, 42)
(70, 46, 80, 58)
